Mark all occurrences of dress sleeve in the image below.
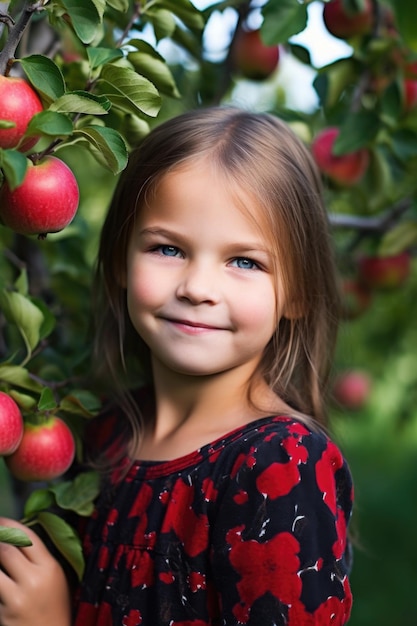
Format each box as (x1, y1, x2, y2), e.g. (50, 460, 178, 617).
(210, 420, 353, 626)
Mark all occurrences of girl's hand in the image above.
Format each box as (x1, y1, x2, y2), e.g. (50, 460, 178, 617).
(0, 517, 72, 626)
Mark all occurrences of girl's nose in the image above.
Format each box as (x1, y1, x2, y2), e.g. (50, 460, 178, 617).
(175, 262, 220, 305)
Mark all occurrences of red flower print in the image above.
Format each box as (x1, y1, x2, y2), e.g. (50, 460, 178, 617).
(202, 477, 218, 501)
(161, 478, 209, 557)
(233, 489, 249, 505)
(315, 442, 344, 514)
(122, 608, 142, 625)
(188, 571, 206, 592)
(159, 571, 175, 584)
(256, 460, 300, 498)
(226, 525, 301, 623)
(333, 507, 347, 560)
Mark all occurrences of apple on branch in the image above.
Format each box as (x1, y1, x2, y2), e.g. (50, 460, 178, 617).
(5, 415, 76, 482)
(0, 155, 80, 238)
(323, 0, 373, 40)
(358, 251, 411, 290)
(0, 75, 43, 152)
(333, 370, 372, 410)
(0, 392, 24, 456)
(311, 127, 370, 186)
(231, 28, 279, 81)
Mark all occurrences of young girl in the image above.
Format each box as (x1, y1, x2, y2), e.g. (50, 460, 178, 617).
(0, 106, 353, 626)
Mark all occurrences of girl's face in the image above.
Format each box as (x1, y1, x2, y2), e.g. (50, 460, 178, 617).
(125, 161, 288, 382)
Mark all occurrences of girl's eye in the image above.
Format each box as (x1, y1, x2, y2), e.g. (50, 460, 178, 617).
(156, 245, 182, 257)
(230, 257, 259, 270)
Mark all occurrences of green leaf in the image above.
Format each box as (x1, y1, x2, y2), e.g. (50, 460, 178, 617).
(387, 0, 417, 52)
(50, 91, 111, 115)
(30, 296, 56, 340)
(105, 0, 129, 10)
(87, 47, 124, 70)
(146, 8, 176, 41)
(334, 111, 379, 153)
(60, 389, 102, 416)
(61, 0, 101, 44)
(0, 525, 32, 547)
(97, 64, 162, 118)
(50, 471, 100, 516)
(73, 125, 128, 174)
(313, 58, 357, 108)
(0, 364, 43, 392)
(0, 289, 44, 356)
(36, 512, 85, 580)
(26, 111, 74, 138)
(0, 149, 28, 190)
(379, 220, 417, 256)
(8, 389, 37, 410)
(288, 43, 312, 66)
(261, 0, 308, 44)
(19, 55, 66, 102)
(23, 489, 55, 520)
(127, 41, 180, 98)
(391, 129, 417, 161)
(38, 387, 57, 411)
(152, 0, 204, 31)
(14, 268, 29, 296)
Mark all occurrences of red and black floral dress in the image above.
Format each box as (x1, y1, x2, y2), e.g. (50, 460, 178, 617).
(73, 413, 353, 626)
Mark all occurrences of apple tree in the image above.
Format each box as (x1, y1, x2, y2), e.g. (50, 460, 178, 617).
(0, 0, 417, 616)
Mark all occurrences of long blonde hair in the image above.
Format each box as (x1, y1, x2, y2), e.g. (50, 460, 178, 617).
(92, 106, 340, 457)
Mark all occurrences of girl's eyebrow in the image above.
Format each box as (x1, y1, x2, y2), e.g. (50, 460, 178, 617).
(139, 226, 271, 255)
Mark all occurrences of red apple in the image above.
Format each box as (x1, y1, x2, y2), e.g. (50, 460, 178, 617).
(0, 75, 43, 151)
(323, 0, 373, 40)
(0, 392, 24, 456)
(333, 370, 372, 410)
(403, 79, 417, 112)
(311, 127, 370, 186)
(358, 252, 411, 289)
(0, 155, 79, 237)
(341, 278, 372, 319)
(5, 415, 75, 482)
(232, 28, 279, 81)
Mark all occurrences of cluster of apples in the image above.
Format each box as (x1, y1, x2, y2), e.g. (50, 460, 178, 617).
(322, 0, 417, 111)
(0, 75, 79, 238)
(0, 391, 75, 482)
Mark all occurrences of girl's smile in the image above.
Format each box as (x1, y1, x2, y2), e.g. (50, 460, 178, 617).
(125, 159, 288, 381)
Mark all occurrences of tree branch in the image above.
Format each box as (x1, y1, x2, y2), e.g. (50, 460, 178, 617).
(0, 1, 44, 76)
(329, 198, 413, 232)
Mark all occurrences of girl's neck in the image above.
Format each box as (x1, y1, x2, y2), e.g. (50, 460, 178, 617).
(131, 359, 293, 461)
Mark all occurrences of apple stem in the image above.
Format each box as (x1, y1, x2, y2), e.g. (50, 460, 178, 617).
(0, 1, 45, 76)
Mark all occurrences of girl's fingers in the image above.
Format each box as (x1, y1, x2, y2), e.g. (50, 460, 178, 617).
(0, 564, 16, 602)
(0, 517, 47, 565)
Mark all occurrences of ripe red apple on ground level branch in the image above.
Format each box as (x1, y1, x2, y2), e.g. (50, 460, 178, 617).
(0, 74, 43, 152)
(5, 415, 75, 482)
(0, 155, 80, 237)
(0, 391, 24, 456)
